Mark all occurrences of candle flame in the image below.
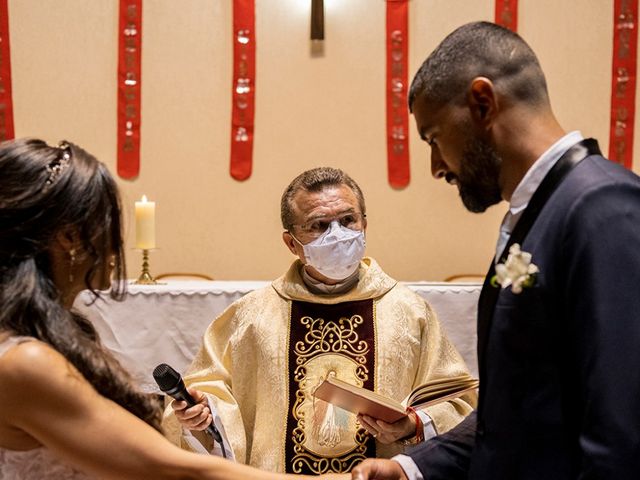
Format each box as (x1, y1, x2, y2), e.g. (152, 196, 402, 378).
(141, 195, 147, 202)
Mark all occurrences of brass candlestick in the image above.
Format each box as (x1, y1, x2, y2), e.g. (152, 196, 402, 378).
(134, 249, 157, 285)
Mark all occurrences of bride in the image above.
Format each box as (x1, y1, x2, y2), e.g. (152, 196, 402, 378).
(0, 138, 346, 480)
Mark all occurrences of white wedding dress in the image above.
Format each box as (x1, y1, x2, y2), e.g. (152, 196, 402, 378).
(0, 336, 91, 479)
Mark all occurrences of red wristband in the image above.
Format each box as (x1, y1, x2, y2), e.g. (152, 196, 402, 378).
(404, 406, 425, 443)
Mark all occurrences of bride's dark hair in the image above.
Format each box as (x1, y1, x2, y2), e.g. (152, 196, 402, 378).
(0, 138, 161, 430)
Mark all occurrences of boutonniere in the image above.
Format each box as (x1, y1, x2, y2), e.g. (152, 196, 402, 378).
(491, 243, 539, 294)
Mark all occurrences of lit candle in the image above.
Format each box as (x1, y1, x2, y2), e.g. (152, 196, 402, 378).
(135, 195, 156, 249)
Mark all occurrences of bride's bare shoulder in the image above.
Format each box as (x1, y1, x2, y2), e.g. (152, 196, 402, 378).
(0, 339, 80, 394)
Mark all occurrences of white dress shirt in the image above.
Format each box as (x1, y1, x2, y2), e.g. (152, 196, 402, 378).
(494, 131, 584, 262)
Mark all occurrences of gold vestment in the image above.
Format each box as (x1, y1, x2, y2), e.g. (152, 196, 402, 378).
(163, 257, 476, 473)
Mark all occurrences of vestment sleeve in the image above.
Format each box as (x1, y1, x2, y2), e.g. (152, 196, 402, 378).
(162, 302, 248, 463)
(413, 300, 477, 435)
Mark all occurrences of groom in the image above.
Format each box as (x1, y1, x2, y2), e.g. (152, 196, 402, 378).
(353, 21, 640, 480)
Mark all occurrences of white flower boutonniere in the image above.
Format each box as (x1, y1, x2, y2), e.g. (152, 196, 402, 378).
(491, 243, 539, 294)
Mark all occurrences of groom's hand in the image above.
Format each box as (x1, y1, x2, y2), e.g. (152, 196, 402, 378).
(351, 459, 408, 480)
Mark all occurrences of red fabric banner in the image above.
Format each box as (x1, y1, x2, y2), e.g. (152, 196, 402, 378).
(230, 0, 256, 181)
(495, 0, 518, 32)
(0, 0, 15, 142)
(386, 0, 410, 188)
(609, 0, 638, 169)
(117, 0, 143, 179)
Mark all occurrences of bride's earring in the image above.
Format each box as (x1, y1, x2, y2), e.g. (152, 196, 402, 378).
(69, 248, 76, 283)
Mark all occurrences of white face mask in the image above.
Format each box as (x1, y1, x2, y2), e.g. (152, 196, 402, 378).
(296, 221, 366, 281)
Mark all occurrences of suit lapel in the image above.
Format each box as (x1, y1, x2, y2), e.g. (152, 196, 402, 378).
(476, 138, 602, 382)
(477, 259, 498, 372)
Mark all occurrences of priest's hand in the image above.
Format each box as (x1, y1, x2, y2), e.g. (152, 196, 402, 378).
(170, 387, 213, 431)
(351, 459, 409, 480)
(357, 412, 417, 444)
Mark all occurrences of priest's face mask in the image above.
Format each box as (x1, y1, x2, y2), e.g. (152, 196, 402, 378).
(283, 184, 367, 283)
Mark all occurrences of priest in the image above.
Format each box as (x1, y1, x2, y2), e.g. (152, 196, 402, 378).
(163, 167, 475, 474)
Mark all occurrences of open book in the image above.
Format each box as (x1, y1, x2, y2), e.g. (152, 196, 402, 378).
(313, 374, 479, 423)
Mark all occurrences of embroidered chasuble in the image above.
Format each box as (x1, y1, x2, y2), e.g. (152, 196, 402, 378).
(163, 257, 476, 473)
(286, 299, 376, 473)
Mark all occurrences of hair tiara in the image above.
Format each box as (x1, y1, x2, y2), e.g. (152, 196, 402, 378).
(44, 142, 71, 189)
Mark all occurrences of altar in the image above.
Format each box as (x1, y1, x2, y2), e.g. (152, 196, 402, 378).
(73, 280, 481, 393)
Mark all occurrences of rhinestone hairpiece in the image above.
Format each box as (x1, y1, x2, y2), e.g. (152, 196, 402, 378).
(44, 142, 71, 189)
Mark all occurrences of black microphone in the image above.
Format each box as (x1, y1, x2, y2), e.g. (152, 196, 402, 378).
(153, 363, 227, 458)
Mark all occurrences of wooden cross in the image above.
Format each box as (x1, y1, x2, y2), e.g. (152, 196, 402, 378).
(311, 0, 324, 40)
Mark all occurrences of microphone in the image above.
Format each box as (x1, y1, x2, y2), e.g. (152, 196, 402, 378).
(153, 363, 227, 458)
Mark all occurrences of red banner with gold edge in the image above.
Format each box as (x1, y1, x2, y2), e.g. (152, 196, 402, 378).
(230, 0, 256, 181)
(386, 0, 410, 188)
(0, 0, 15, 142)
(117, 0, 142, 179)
(609, 0, 638, 169)
(495, 0, 518, 32)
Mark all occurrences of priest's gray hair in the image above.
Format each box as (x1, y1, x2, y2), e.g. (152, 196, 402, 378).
(281, 167, 366, 231)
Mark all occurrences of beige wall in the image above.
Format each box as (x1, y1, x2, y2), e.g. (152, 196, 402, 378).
(8, 0, 636, 281)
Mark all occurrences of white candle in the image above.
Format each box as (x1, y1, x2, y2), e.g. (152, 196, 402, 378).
(135, 195, 156, 249)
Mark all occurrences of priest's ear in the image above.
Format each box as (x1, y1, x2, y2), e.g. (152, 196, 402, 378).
(282, 231, 299, 256)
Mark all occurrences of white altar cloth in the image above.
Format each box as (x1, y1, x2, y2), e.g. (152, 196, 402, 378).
(73, 281, 481, 393)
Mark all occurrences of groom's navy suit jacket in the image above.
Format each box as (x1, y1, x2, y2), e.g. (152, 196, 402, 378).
(409, 140, 640, 479)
